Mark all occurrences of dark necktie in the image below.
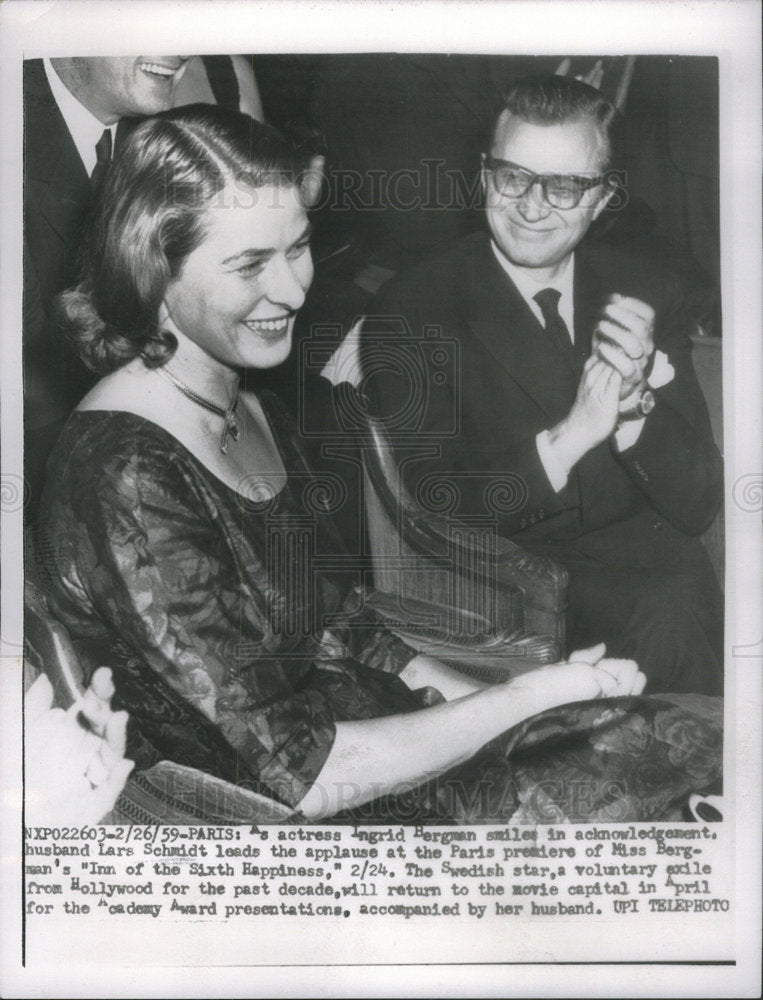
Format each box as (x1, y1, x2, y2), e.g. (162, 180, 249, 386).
(90, 128, 113, 194)
(534, 287, 574, 362)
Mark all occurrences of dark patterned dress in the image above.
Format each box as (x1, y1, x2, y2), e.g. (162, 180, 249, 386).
(38, 394, 723, 823)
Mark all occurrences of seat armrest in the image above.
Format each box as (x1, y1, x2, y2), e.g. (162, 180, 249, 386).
(405, 507, 568, 597)
(367, 589, 561, 668)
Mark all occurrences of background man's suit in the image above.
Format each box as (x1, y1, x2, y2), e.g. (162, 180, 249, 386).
(24, 58, 100, 504)
(362, 231, 723, 693)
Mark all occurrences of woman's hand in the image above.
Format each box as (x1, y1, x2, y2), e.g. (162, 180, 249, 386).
(507, 643, 646, 714)
(24, 668, 134, 825)
(568, 643, 646, 697)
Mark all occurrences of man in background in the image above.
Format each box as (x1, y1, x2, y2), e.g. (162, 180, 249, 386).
(24, 56, 190, 509)
(361, 75, 723, 695)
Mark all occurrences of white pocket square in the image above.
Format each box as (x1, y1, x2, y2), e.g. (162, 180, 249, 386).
(648, 350, 675, 389)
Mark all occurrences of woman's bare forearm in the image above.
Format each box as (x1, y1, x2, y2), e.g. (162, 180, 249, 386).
(297, 655, 643, 819)
(298, 680, 522, 819)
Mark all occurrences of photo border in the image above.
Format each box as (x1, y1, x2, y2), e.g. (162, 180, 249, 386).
(1, 2, 760, 997)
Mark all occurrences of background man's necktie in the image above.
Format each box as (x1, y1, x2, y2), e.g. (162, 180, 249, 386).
(534, 287, 574, 364)
(90, 128, 113, 194)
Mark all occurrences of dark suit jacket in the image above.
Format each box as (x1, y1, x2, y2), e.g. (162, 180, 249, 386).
(361, 231, 723, 572)
(24, 58, 96, 430)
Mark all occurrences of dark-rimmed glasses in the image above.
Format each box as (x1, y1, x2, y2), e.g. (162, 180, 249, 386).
(483, 154, 604, 210)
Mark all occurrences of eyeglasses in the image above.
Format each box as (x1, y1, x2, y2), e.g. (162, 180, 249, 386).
(483, 155, 604, 210)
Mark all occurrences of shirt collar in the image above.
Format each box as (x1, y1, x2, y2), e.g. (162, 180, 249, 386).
(44, 58, 117, 177)
(490, 239, 575, 333)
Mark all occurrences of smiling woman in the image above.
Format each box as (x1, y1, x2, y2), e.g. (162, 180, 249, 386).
(162, 187, 313, 373)
(36, 105, 722, 825)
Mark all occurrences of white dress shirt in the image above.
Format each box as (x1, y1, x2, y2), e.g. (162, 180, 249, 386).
(491, 240, 575, 339)
(44, 59, 117, 177)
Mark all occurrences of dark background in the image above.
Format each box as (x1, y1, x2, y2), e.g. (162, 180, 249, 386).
(254, 54, 719, 320)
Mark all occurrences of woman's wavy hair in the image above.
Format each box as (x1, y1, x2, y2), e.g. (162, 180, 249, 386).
(59, 104, 315, 374)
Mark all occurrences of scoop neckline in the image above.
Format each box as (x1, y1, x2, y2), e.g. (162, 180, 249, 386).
(68, 405, 288, 504)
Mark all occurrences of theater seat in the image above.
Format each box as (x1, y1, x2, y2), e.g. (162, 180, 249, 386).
(330, 382, 568, 681)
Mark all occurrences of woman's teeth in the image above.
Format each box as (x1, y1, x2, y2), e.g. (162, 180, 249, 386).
(245, 318, 288, 333)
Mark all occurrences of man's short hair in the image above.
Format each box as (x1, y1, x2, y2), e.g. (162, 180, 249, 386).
(489, 74, 621, 171)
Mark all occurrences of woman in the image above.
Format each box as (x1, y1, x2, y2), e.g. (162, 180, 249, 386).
(39, 105, 721, 824)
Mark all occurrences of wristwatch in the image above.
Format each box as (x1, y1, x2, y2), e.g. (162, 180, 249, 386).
(619, 388, 656, 422)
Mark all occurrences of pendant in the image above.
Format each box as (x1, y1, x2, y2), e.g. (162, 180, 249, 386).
(220, 409, 240, 454)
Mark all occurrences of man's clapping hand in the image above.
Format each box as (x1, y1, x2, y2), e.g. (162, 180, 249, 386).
(25, 668, 134, 825)
(592, 294, 655, 405)
(547, 356, 623, 475)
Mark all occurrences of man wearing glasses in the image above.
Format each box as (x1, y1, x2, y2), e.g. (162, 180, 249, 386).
(360, 74, 723, 695)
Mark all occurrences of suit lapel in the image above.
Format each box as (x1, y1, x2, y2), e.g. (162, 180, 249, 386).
(24, 59, 91, 245)
(460, 236, 579, 421)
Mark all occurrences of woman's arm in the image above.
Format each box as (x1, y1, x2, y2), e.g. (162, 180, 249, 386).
(298, 646, 645, 819)
(399, 654, 487, 699)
